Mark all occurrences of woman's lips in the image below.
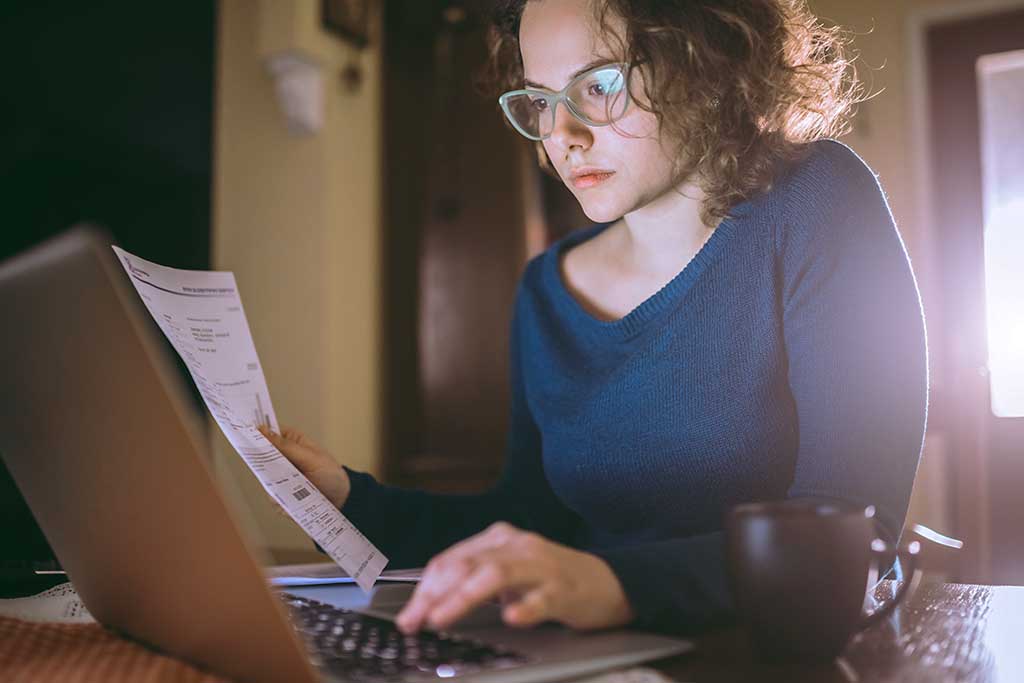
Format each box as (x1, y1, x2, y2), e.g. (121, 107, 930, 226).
(571, 171, 615, 189)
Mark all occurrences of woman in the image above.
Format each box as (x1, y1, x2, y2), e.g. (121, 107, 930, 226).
(262, 0, 927, 636)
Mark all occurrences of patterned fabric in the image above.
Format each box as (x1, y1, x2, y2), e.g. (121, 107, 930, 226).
(0, 616, 230, 682)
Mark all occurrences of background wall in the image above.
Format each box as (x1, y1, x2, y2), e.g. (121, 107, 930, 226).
(213, 0, 382, 559)
(809, 0, 1022, 259)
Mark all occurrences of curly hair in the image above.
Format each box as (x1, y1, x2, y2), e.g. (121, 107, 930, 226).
(485, 0, 864, 227)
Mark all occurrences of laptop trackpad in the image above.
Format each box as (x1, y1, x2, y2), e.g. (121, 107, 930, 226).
(365, 583, 506, 629)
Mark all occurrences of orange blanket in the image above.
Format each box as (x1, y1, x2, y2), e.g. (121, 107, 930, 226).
(0, 616, 230, 682)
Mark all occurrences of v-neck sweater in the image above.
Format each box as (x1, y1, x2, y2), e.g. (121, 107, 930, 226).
(339, 139, 928, 633)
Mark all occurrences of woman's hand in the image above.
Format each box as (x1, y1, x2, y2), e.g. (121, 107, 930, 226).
(258, 426, 351, 509)
(395, 522, 634, 634)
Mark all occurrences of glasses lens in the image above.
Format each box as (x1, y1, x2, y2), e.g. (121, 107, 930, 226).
(502, 92, 553, 140)
(567, 66, 629, 125)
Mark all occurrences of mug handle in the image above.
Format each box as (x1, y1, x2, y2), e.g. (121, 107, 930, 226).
(857, 530, 922, 629)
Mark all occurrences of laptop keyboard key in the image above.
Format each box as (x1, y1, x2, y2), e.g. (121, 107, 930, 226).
(280, 593, 531, 680)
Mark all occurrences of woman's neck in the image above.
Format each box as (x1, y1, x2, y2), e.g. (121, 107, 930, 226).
(616, 180, 717, 275)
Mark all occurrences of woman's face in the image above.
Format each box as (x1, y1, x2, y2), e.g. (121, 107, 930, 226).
(519, 0, 680, 223)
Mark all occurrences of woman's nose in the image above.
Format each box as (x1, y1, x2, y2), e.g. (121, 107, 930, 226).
(548, 102, 592, 152)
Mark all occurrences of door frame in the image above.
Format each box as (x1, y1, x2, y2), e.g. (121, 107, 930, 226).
(905, 0, 1024, 582)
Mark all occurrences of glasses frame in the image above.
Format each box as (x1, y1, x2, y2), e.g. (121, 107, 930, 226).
(498, 62, 632, 141)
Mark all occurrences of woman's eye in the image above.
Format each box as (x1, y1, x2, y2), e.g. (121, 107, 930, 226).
(587, 83, 607, 97)
(530, 98, 549, 112)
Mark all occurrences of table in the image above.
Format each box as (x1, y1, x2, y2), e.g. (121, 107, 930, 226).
(653, 581, 1024, 682)
(1, 581, 1022, 682)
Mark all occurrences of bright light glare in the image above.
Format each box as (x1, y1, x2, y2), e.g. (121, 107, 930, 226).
(978, 50, 1024, 417)
(984, 586, 1024, 680)
(984, 199, 1024, 417)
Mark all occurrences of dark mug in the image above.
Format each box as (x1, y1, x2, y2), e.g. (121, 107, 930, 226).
(725, 499, 920, 660)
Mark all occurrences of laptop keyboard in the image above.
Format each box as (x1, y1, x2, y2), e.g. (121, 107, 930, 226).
(282, 593, 530, 680)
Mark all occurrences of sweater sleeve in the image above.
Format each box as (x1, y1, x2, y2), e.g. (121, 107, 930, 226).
(337, 277, 582, 569)
(595, 142, 928, 633)
(776, 142, 928, 542)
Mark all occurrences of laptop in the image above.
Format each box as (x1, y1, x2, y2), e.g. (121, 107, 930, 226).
(0, 226, 693, 683)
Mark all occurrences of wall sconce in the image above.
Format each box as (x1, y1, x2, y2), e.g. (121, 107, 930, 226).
(265, 51, 324, 136)
(263, 1, 372, 136)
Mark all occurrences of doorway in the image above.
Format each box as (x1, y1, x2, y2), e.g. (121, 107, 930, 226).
(925, 6, 1024, 584)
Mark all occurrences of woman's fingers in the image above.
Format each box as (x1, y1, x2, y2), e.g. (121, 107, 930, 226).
(280, 425, 322, 452)
(257, 424, 282, 446)
(426, 558, 536, 629)
(280, 426, 339, 466)
(396, 555, 475, 632)
(257, 425, 351, 508)
(396, 524, 544, 633)
(258, 425, 324, 471)
(396, 527, 506, 632)
(502, 586, 553, 627)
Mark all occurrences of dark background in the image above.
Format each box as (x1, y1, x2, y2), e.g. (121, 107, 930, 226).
(380, 0, 584, 497)
(0, 0, 216, 588)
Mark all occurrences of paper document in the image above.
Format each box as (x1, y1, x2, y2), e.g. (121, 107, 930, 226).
(0, 582, 94, 623)
(111, 247, 387, 592)
(266, 563, 423, 587)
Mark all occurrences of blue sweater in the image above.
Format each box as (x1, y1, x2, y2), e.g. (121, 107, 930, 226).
(339, 140, 928, 633)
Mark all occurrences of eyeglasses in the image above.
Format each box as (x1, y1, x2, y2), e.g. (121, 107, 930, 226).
(498, 62, 631, 141)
